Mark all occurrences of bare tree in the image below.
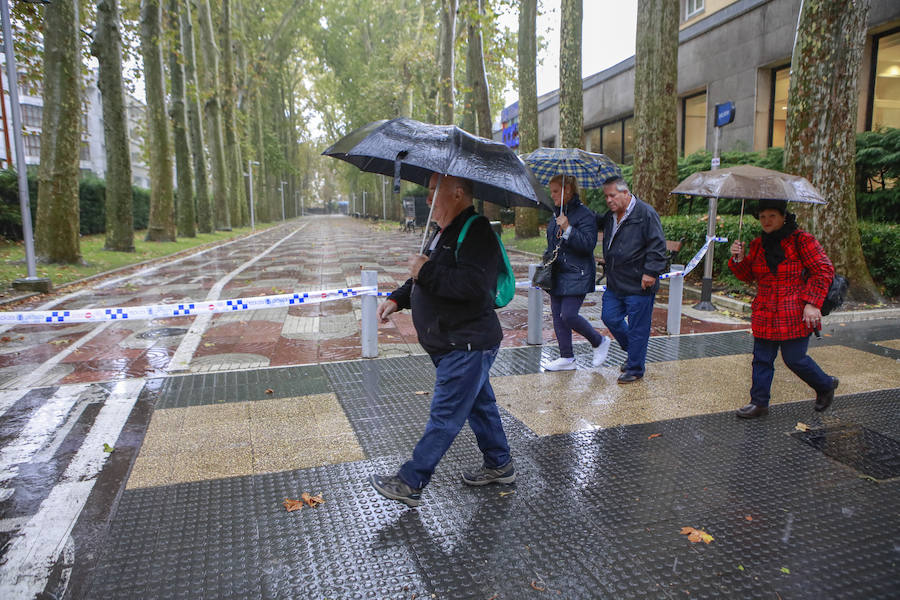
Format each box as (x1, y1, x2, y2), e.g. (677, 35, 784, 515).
(515, 0, 540, 238)
(631, 0, 679, 215)
(783, 0, 879, 301)
(92, 0, 134, 251)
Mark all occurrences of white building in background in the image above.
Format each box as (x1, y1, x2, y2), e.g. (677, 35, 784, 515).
(0, 58, 150, 189)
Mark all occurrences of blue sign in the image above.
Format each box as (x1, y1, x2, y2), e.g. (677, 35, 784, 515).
(502, 122, 519, 148)
(715, 101, 735, 127)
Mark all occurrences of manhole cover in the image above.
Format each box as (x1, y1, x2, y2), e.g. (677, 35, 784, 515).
(791, 424, 900, 481)
(136, 327, 189, 339)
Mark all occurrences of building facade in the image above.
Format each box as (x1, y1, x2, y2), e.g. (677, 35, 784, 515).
(501, 0, 900, 164)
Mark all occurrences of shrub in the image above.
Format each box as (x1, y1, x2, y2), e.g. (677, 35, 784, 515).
(859, 221, 900, 297)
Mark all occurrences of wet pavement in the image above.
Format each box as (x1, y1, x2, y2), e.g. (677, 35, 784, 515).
(0, 215, 897, 599)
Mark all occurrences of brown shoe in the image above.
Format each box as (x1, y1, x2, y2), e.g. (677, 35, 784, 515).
(736, 403, 769, 419)
(814, 377, 839, 412)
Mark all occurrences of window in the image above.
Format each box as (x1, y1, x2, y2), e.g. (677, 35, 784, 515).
(682, 92, 707, 155)
(585, 126, 601, 153)
(869, 29, 900, 130)
(768, 65, 790, 148)
(20, 104, 42, 128)
(623, 117, 634, 164)
(80, 141, 90, 161)
(23, 132, 40, 157)
(602, 122, 622, 164)
(686, 0, 704, 19)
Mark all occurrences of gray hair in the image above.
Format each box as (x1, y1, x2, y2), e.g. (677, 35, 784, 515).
(603, 175, 629, 193)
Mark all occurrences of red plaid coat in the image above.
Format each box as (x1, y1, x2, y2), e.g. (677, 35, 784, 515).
(729, 230, 834, 340)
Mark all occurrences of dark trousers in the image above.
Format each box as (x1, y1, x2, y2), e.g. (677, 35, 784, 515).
(550, 294, 604, 358)
(601, 289, 655, 377)
(750, 336, 833, 407)
(398, 346, 510, 490)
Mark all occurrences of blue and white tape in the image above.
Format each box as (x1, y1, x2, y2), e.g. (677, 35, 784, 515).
(0, 286, 379, 325)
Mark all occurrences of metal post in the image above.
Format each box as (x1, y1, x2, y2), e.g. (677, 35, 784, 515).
(360, 269, 378, 358)
(666, 264, 685, 335)
(279, 181, 286, 220)
(382, 176, 387, 219)
(362, 190, 366, 216)
(527, 264, 543, 345)
(2, 0, 46, 290)
(695, 126, 721, 311)
(247, 160, 259, 230)
(294, 190, 299, 217)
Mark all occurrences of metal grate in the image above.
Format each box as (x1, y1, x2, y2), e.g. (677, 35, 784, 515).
(792, 424, 900, 481)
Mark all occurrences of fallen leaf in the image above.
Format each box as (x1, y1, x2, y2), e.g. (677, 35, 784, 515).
(103, 443, 114, 453)
(301, 492, 325, 507)
(414, 391, 429, 395)
(737, 565, 745, 571)
(283, 498, 304, 512)
(530, 580, 545, 591)
(648, 433, 662, 440)
(499, 490, 515, 497)
(49, 339, 71, 345)
(679, 526, 714, 544)
(265, 388, 274, 394)
(794, 422, 810, 432)
(203, 342, 215, 347)
(744, 515, 753, 522)
(780, 567, 791, 574)
(0, 336, 10, 342)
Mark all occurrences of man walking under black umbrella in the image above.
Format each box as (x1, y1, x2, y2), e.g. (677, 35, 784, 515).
(370, 173, 514, 507)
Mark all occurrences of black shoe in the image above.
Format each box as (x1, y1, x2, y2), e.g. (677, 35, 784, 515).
(736, 403, 769, 419)
(814, 377, 839, 412)
(620, 362, 627, 373)
(617, 373, 642, 384)
(369, 474, 422, 507)
(461, 459, 516, 486)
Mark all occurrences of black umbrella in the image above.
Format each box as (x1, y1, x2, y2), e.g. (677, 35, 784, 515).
(323, 117, 552, 211)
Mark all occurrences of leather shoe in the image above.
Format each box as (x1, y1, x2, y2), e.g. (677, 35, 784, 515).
(617, 373, 642, 384)
(620, 362, 627, 373)
(814, 377, 839, 412)
(736, 403, 768, 419)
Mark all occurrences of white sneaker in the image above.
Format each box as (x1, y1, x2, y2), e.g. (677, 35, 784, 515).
(544, 357, 576, 371)
(592, 336, 612, 367)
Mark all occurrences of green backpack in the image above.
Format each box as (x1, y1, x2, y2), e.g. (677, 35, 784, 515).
(456, 214, 516, 308)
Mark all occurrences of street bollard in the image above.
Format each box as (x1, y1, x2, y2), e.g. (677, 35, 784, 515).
(527, 264, 543, 345)
(666, 264, 685, 335)
(361, 270, 378, 358)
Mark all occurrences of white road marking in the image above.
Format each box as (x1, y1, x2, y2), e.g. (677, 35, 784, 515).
(0, 389, 27, 419)
(167, 224, 306, 372)
(0, 378, 144, 599)
(11, 323, 111, 390)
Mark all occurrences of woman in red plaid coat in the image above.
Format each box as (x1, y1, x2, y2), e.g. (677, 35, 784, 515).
(728, 199, 838, 419)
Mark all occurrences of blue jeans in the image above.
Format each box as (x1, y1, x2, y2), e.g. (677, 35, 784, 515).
(398, 346, 510, 490)
(601, 289, 655, 377)
(550, 294, 604, 358)
(750, 336, 833, 407)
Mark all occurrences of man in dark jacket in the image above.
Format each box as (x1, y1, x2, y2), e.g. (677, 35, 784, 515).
(370, 173, 514, 507)
(598, 176, 667, 383)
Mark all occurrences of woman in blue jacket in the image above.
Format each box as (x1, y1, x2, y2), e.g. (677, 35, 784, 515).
(542, 174, 611, 371)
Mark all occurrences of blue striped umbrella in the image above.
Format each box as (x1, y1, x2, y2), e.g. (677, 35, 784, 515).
(520, 147, 622, 189)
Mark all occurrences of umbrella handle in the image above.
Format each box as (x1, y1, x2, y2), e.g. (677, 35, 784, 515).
(735, 198, 745, 263)
(420, 175, 441, 254)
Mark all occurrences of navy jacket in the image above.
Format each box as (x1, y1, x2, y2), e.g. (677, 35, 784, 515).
(388, 206, 503, 355)
(597, 195, 667, 296)
(545, 196, 598, 296)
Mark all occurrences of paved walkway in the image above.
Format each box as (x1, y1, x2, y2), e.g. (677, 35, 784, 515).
(0, 216, 897, 599)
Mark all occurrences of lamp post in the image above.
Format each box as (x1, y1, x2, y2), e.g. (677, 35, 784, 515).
(279, 181, 286, 221)
(246, 160, 259, 230)
(2, 0, 49, 292)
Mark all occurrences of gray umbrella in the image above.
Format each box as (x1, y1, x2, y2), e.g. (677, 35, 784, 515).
(323, 117, 552, 210)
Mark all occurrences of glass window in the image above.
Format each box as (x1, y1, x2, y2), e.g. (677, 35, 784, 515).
(21, 104, 42, 128)
(682, 93, 707, 155)
(871, 30, 900, 130)
(23, 133, 40, 157)
(602, 122, 622, 163)
(769, 66, 790, 148)
(623, 117, 634, 164)
(686, 0, 704, 19)
(80, 141, 90, 161)
(586, 126, 601, 153)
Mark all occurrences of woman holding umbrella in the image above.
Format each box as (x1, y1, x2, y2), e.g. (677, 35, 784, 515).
(541, 174, 611, 371)
(729, 199, 839, 418)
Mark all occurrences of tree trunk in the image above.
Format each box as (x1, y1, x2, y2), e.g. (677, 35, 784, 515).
(141, 0, 176, 242)
(558, 0, 582, 149)
(168, 0, 195, 238)
(632, 0, 678, 216)
(91, 0, 134, 252)
(783, 0, 880, 302)
(465, 0, 498, 220)
(220, 0, 246, 227)
(181, 0, 212, 233)
(252, 87, 269, 222)
(436, 0, 456, 125)
(515, 0, 540, 239)
(196, 0, 231, 230)
(35, 0, 81, 263)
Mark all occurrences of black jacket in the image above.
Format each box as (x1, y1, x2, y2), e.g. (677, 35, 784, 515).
(389, 206, 503, 355)
(598, 195, 667, 296)
(545, 195, 598, 296)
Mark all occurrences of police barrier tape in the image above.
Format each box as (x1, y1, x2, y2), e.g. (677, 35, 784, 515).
(2, 238, 728, 326)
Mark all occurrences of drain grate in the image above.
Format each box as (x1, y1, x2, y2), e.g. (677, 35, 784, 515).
(792, 424, 900, 481)
(136, 327, 189, 339)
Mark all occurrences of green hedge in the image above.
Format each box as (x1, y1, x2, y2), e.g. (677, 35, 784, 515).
(0, 169, 150, 239)
(859, 222, 900, 297)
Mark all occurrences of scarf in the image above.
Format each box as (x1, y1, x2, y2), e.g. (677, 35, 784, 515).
(760, 212, 798, 274)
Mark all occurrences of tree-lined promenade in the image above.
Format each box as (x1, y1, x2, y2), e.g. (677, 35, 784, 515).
(0, 0, 895, 302)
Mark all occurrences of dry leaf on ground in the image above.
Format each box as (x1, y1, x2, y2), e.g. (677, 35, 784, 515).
(265, 388, 274, 394)
(648, 433, 662, 440)
(283, 498, 304, 512)
(414, 391, 429, 395)
(530, 580, 545, 591)
(680, 526, 714, 544)
(795, 422, 810, 432)
(301, 492, 325, 507)
(745, 515, 753, 522)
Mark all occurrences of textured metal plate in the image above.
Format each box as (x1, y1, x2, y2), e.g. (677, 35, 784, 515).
(791, 423, 900, 480)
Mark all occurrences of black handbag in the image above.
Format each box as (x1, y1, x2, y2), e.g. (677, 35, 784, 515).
(532, 243, 559, 292)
